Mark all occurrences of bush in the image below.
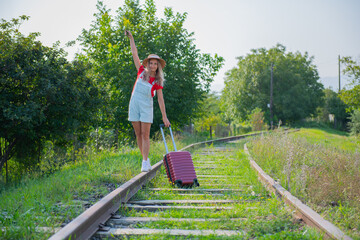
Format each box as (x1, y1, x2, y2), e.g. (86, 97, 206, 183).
(249, 108, 268, 131)
(348, 109, 360, 136)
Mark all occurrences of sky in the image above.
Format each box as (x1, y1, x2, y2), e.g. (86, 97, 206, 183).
(1, 0, 360, 93)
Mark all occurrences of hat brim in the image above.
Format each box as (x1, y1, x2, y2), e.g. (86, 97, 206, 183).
(143, 57, 166, 69)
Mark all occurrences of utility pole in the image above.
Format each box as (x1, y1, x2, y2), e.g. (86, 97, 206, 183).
(337, 55, 341, 128)
(6, 160, 8, 184)
(338, 55, 341, 93)
(270, 63, 274, 130)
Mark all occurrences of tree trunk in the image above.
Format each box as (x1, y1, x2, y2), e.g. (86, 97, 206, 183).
(6, 159, 8, 184)
(96, 127, 99, 152)
(0, 138, 16, 174)
(72, 134, 77, 161)
(114, 128, 119, 150)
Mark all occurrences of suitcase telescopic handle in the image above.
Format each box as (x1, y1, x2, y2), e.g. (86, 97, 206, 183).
(159, 124, 177, 153)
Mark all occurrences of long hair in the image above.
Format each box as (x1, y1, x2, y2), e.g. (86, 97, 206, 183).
(143, 59, 164, 87)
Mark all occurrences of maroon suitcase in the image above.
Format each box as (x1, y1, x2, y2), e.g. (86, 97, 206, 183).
(160, 124, 199, 188)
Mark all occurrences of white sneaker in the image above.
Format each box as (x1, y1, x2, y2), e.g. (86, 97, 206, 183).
(141, 161, 149, 172)
(146, 160, 152, 171)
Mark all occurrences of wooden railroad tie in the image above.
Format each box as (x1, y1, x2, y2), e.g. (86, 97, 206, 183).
(146, 188, 243, 193)
(127, 199, 238, 205)
(106, 216, 248, 226)
(122, 204, 234, 212)
(95, 228, 245, 237)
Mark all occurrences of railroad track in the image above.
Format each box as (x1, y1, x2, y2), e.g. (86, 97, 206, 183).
(93, 142, 270, 239)
(49, 130, 351, 240)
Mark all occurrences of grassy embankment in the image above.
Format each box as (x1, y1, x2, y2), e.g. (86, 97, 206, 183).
(248, 128, 360, 239)
(0, 135, 184, 240)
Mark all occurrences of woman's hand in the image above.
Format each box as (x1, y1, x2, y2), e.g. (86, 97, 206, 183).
(163, 117, 170, 128)
(124, 30, 133, 39)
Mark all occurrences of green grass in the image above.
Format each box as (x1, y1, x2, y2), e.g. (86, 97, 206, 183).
(0, 136, 180, 240)
(0, 132, 327, 239)
(0, 133, 200, 240)
(292, 128, 359, 152)
(248, 128, 360, 239)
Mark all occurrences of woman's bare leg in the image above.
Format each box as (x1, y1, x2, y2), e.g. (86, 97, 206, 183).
(140, 122, 152, 160)
(132, 121, 143, 156)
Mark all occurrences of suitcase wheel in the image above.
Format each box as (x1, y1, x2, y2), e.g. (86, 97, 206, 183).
(193, 178, 200, 187)
(175, 180, 183, 188)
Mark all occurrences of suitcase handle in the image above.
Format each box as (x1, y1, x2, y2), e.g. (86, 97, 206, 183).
(159, 124, 177, 153)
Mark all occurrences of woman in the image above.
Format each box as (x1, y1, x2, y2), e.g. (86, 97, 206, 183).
(125, 30, 171, 172)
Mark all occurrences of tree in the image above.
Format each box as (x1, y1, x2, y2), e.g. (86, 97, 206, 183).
(194, 92, 225, 138)
(339, 56, 360, 135)
(339, 56, 360, 111)
(318, 88, 348, 129)
(0, 16, 99, 175)
(221, 44, 324, 124)
(249, 108, 267, 131)
(78, 0, 224, 139)
(348, 109, 360, 136)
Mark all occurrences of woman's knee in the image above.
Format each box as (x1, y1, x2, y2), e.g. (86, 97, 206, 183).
(140, 122, 151, 140)
(132, 122, 142, 136)
(141, 130, 150, 140)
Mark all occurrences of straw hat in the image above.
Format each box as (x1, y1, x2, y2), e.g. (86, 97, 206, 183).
(142, 54, 166, 69)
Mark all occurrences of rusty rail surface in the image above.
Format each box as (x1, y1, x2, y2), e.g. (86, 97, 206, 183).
(244, 144, 352, 240)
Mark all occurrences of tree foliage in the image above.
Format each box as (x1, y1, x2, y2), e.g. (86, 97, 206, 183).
(339, 56, 360, 111)
(339, 56, 360, 135)
(348, 109, 360, 136)
(78, 0, 224, 136)
(194, 92, 224, 137)
(249, 108, 267, 131)
(0, 16, 99, 173)
(318, 88, 349, 128)
(221, 44, 324, 124)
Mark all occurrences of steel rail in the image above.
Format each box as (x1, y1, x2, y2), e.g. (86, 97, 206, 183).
(180, 132, 262, 151)
(179, 128, 298, 151)
(244, 144, 352, 240)
(48, 129, 293, 240)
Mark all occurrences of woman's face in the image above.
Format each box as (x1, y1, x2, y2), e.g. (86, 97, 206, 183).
(149, 59, 158, 73)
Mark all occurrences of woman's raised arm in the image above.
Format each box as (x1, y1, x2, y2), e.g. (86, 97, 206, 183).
(125, 30, 141, 70)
